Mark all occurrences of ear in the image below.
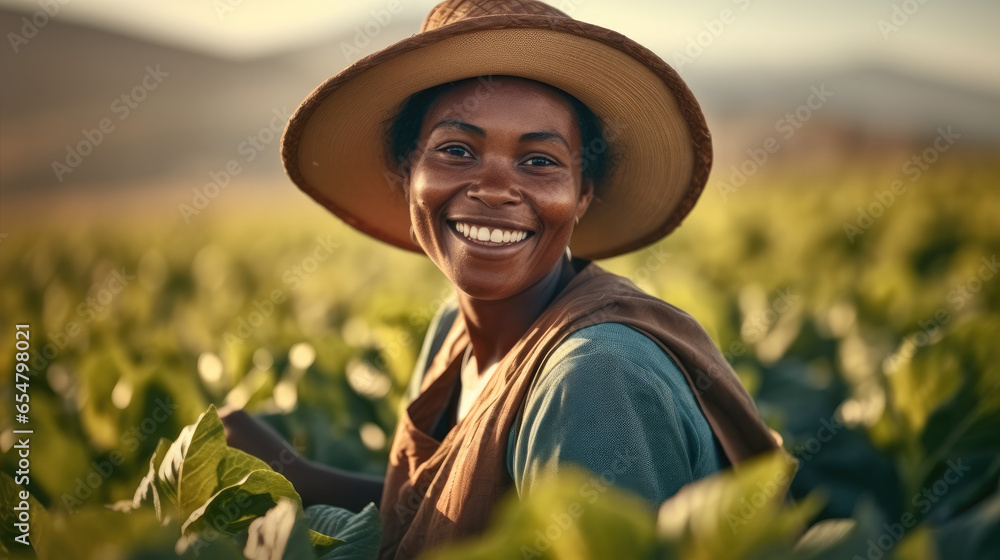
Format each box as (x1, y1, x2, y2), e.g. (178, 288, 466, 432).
(576, 177, 594, 222)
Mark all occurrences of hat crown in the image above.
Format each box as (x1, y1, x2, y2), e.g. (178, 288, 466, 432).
(420, 0, 570, 32)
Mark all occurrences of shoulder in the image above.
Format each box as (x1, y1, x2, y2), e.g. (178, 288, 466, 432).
(535, 322, 686, 399)
(527, 322, 703, 433)
(509, 322, 721, 507)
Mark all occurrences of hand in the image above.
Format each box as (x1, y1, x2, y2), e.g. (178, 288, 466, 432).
(218, 405, 303, 471)
(218, 406, 385, 511)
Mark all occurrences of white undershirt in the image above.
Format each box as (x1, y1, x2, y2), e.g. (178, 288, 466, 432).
(456, 346, 498, 423)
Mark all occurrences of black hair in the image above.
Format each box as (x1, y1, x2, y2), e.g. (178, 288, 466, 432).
(382, 75, 616, 191)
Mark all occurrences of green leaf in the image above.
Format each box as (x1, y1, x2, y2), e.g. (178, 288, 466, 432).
(305, 502, 379, 559)
(129, 437, 172, 520)
(182, 468, 300, 535)
(657, 450, 823, 560)
(241, 497, 319, 560)
(422, 466, 662, 560)
(932, 486, 1000, 560)
(793, 519, 856, 553)
(790, 499, 886, 560)
(136, 404, 302, 537)
(878, 316, 1000, 509)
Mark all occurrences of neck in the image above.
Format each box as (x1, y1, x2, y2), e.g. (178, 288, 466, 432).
(457, 257, 579, 375)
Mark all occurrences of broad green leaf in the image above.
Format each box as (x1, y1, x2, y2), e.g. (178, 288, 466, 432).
(422, 467, 662, 560)
(182, 468, 301, 535)
(306, 502, 380, 559)
(876, 316, 1000, 507)
(129, 437, 172, 520)
(309, 529, 342, 554)
(657, 450, 822, 560)
(241, 497, 319, 560)
(149, 404, 302, 536)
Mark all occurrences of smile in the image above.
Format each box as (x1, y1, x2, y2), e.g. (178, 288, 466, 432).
(452, 221, 533, 244)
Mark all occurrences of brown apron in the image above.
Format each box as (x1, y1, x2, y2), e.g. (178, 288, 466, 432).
(379, 262, 778, 559)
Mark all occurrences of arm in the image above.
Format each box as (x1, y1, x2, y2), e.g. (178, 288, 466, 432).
(219, 407, 383, 512)
(510, 323, 721, 509)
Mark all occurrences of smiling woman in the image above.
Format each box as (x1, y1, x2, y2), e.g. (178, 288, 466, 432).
(402, 77, 593, 302)
(220, 1, 779, 559)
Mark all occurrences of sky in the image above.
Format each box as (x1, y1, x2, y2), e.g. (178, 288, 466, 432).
(1, 0, 997, 218)
(1, 0, 997, 91)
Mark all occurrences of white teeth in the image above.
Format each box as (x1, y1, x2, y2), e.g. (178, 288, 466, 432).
(453, 222, 530, 245)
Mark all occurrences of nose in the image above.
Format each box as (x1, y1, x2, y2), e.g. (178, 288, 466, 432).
(466, 158, 522, 208)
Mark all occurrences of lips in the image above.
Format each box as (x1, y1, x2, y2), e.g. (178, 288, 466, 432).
(451, 221, 533, 245)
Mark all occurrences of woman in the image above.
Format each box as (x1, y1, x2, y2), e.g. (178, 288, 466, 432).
(223, 1, 779, 558)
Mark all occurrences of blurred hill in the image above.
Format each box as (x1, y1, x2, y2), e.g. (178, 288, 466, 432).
(1, 7, 998, 213)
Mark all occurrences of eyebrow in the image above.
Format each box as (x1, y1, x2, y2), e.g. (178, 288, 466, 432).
(430, 120, 485, 137)
(428, 120, 570, 150)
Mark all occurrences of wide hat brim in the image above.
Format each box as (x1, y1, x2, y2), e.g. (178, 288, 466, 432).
(281, 13, 712, 260)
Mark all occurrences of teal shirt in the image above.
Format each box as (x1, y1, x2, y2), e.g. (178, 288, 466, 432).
(405, 300, 722, 509)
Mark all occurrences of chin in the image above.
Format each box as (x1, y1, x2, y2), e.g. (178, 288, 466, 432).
(449, 270, 527, 302)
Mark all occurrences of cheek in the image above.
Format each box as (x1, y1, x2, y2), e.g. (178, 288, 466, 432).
(407, 168, 457, 252)
(408, 169, 448, 217)
(535, 182, 585, 224)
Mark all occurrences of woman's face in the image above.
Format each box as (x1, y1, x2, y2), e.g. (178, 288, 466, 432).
(403, 77, 594, 300)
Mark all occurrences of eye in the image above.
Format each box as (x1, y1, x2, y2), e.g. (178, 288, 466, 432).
(436, 144, 473, 158)
(524, 155, 557, 167)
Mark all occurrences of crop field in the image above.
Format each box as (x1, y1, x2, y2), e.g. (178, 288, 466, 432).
(2, 149, 998, 559)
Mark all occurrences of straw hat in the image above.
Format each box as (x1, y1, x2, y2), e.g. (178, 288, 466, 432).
(281, 0, 712, 260)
